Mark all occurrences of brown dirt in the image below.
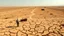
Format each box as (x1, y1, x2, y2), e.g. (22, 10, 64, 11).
(0, 7, 64, 36)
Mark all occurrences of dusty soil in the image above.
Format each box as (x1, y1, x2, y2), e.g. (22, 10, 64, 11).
(0, 7, 64, 36)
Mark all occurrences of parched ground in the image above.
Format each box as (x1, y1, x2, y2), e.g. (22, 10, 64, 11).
(0, 7, 64, 36)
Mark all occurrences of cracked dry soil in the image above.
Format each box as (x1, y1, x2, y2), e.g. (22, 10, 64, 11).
(0, 7, 64, 36)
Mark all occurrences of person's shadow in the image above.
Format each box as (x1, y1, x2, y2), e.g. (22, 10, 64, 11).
(6, 26, 17, 29)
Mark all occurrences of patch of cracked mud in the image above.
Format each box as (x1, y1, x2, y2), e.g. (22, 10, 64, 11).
(0, 18, 64, 36)
(0, 7, 64, 36)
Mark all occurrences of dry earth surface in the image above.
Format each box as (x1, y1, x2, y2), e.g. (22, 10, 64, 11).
(0, 7, 64, 36)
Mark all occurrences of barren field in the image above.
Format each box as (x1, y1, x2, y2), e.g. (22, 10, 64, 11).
(0, 7, 64, 36)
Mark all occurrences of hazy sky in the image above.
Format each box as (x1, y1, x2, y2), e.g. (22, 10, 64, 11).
(0, 0, 64, 6)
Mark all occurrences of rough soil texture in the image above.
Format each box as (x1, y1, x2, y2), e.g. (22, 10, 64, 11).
(0, 7, 64, 36)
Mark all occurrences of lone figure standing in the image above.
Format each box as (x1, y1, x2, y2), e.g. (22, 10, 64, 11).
(16, 18, 19, 27)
